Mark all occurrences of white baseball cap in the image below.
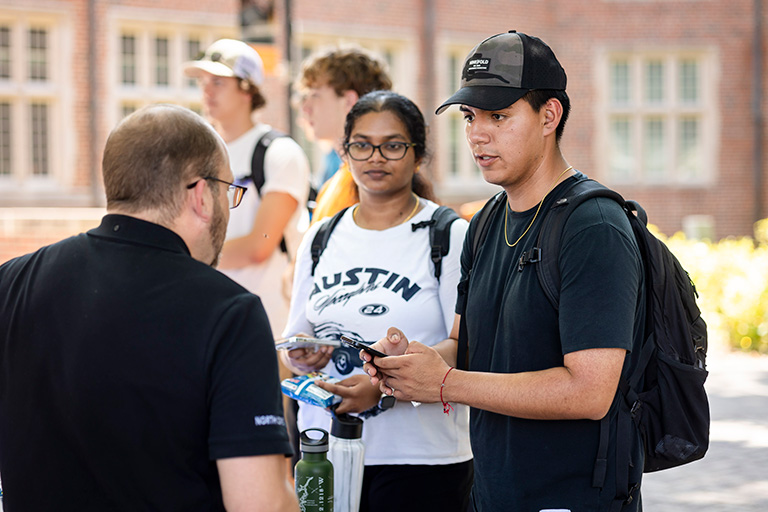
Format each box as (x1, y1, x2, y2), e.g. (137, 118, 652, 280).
(183, 39, 264, 86)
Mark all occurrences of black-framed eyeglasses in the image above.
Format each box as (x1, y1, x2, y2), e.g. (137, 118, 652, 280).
(343, 141, 417, 161)
(186, 177, 247, 209)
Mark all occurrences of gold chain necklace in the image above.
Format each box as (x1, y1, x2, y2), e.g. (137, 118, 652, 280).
(504, 166, 574, 247)
(353, 192, 421, 226)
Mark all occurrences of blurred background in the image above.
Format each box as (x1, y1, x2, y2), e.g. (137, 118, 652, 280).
(0, 0, 766, 352)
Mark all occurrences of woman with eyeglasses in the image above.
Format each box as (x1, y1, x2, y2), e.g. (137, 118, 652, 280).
(282, 90, 473, 512)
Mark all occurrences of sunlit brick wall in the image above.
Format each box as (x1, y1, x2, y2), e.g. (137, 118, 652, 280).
(0, 209, 105, 264)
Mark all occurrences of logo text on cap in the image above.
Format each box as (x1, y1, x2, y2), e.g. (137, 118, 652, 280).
(462, 53, 510, 84)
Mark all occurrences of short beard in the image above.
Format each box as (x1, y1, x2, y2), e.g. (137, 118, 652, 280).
(208, 197, 227, 267)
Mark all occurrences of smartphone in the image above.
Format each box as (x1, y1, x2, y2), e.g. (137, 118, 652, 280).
(339, 335, 388, 359)
(275, 336, 340, 351)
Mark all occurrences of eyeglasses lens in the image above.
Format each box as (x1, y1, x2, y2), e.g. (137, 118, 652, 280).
(226, 186, 245, 209)
(348, 142, 409, 161)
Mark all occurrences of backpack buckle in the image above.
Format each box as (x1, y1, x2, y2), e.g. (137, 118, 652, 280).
(624, 483, 640, 505)
(431, 245, 441, 263)
(517, 247, 541, 272)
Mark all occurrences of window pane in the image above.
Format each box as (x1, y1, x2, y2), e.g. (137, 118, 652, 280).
(0, 26, 10, 79)
(121, 34, 136, 85)
(187, 38, 201, 87)
(449, 54, 460, 94)
(447, 53, 464, 178)
(679, 116, 701, 178)
(449, 115, 460, 177)
(28, 28, 48, 81)
(300, 45, 312, 62)
(383, 50, 394, 70)
(122, 103, 138, 119)
(644, 117, 665, 179)
(30, 103, 49, 176)
(0, 102, 10, 175)
(611, 60, 630, 105)
(155, 36, 169, 86)
(680, 59, 699, 104)
(609, 117, 633, 179)
(644, 59, 664, 104)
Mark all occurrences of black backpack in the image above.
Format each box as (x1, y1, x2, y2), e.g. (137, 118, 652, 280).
(248, 129, 318, 254)
(459, 177, 709, 506)
(310, 205, 460, 280)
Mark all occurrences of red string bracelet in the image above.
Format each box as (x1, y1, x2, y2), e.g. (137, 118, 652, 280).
(441, 367, 455, 415)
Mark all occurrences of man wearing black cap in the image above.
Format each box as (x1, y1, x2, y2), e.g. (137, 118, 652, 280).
(364, 31, 645, 511)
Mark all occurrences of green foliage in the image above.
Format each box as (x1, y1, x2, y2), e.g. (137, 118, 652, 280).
(659, 223, 768, 354)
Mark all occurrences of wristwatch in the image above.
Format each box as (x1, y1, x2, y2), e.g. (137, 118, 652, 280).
(359, 393, 396, 418)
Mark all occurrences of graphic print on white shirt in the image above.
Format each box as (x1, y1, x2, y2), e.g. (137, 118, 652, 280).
(284, 201, 473, 466)
(309, 264, 425, 375)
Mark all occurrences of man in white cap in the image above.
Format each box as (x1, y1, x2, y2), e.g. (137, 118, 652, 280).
(184, 39, 311, 339)
(363, 31, 646, 511)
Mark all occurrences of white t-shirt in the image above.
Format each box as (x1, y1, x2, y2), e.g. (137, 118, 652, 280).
(224, 124, 310, 337)
(284, 200, 473, 466)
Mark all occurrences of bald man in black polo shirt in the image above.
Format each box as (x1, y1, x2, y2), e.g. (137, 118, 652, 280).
(0, 104, 299, 512)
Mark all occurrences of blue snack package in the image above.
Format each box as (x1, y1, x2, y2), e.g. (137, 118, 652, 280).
(281, 372, 342, 409)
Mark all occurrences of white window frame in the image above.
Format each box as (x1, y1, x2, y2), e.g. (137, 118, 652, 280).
(435, 38, 499, 202)
(595, 47, 718, 186)
(0, 8, 72, 201)
(107, 7, 237, 128)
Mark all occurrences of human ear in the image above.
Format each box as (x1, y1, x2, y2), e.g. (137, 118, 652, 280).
(542, 98, 563, 136)
(342, 89, 359, 110)
(188, 179, 214, 222)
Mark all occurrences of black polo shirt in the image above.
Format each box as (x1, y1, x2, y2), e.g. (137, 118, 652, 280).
(0, 214, 292, 511)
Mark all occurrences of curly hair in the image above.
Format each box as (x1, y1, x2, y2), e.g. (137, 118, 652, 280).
(299, 47, 392, 97)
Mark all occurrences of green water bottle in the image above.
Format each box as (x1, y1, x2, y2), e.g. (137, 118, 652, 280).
(295, 428, 334, 512)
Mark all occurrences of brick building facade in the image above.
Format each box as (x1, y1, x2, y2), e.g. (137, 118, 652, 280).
(0, 0, 766, 262)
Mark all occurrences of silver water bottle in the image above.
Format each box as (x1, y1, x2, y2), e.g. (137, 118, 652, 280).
(328, 413, 365, 512)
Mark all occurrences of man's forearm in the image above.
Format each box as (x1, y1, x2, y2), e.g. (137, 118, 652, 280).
(440, 347, 625, 421)
(432, 337, 459, 368)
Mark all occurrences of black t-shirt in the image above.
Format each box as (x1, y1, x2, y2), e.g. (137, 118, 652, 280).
(457, 175, 646, 512)
(0, 215, 292, 511)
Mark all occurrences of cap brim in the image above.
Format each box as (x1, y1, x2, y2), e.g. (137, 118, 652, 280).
(182, 61, 236, 79)
(435, 86, 529, 115)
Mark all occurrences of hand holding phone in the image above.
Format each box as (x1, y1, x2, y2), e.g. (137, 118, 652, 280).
(339, 335, 388, 359)
(275, 336, 340, 351)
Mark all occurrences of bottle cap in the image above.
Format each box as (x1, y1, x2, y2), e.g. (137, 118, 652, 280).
(299, 428, 329, 453)
(330, 412, 364, 439)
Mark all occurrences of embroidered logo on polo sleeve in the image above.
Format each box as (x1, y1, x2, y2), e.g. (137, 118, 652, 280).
(254, 415, 286, 427)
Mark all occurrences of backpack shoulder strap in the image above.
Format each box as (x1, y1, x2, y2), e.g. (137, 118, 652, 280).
(249, 129, 288, 195)
(470, 191, 507, 263)
(428, 206, 461, 281)
(535, 179, 627, 309)
(310, 207, 350, 276)
(455, 191, 506, 371)
(248, 129, 289, 253)
(530, 178, 645, 497)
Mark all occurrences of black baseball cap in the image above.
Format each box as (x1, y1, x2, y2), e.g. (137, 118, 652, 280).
(436, 30, 566, 115)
